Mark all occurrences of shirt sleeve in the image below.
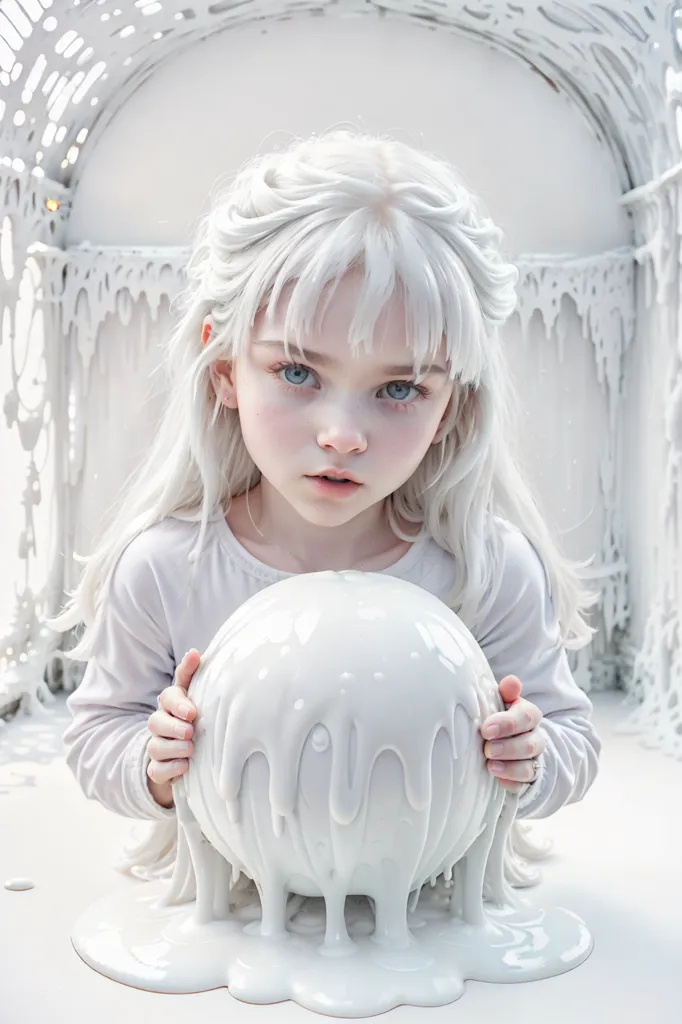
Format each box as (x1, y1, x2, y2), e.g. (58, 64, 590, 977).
(62, 535, 178, 821)
(476, 523, 602, 820)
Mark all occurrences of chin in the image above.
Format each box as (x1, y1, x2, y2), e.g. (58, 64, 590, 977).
(292, 498, 369, 529)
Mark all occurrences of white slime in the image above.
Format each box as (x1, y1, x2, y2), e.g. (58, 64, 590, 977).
(71, 571, 592, 1016)
(4, 877, 35, 891)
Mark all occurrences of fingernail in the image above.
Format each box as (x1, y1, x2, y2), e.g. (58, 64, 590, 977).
(490, 761, 504, 773)
(179, 702, 193, 718)
(177, 741, 191, 751)
(486, 725, 500, 739)
(488, 742, 503, 756)
(173, 761, 187, 771)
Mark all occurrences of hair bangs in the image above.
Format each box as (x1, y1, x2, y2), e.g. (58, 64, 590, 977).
(231, 207, 490, 383)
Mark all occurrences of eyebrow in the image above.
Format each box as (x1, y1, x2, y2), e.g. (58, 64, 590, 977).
(252, 339, 448, 376)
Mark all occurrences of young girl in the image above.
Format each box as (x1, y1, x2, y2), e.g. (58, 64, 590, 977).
(53, 130, 601, 826)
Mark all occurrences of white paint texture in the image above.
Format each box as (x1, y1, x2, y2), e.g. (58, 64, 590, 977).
(0, 2, 679, 766)
(2, 692, 677, 1023)
(71, 571, 593, 1015)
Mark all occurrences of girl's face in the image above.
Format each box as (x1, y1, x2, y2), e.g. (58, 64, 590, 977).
(214, 271, 454, 528)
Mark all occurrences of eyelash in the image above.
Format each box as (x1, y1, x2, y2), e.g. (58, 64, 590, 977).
(267, 362, 431, 408)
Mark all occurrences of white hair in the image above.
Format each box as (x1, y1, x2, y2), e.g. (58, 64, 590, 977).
(49, 130, 596, 658)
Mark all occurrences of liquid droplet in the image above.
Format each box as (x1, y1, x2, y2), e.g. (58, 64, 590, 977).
(4, 878, 35, 891)
(373, 672, 385, 682)
(293, 699, 305, 711)
(311, 725, 330, 752)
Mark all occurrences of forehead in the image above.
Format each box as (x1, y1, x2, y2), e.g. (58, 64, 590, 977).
(254, 270, 448, 371)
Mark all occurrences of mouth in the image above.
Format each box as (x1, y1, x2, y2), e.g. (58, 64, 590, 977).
(307, 471, 361, 485)
(305, 471, 362, 491)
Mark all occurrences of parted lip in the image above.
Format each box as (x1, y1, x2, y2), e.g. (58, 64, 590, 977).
(307, 469, 362, 484)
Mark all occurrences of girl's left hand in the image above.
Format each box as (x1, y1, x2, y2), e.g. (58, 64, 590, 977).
(480, 675, 547, 791)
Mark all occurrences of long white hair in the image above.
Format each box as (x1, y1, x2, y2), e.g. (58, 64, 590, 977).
(49, 130, 597, 658)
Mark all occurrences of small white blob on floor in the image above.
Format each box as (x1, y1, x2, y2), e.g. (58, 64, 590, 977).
(0, 691, 679, 1024)
(3, 877, 36, 891)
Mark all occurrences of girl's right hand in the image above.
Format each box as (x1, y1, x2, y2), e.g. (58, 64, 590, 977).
(146, 648, 201, 807)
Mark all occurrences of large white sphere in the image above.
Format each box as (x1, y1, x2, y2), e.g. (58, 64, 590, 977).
(185, 570, 503, 943)
(73, 569, 593, 1009)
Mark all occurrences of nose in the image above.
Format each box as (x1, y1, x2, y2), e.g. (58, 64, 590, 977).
(317, 409, 367, 455)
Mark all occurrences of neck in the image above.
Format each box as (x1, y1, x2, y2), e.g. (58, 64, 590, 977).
(238, 479, 407, 573)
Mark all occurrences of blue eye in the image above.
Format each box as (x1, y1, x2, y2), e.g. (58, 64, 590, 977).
(380, 381, 418, 402)
(281, 365, 312, 386)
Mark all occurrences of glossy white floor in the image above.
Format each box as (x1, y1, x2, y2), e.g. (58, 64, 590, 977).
(1, 690, 679, 1023)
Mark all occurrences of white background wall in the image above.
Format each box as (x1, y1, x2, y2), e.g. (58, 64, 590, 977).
(68, 17, 629, 253)
(620, 281, 669, 644)
(28, 15, 634, 649)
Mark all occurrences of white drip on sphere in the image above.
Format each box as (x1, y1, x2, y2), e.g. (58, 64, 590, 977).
(185, 570, 504, 950)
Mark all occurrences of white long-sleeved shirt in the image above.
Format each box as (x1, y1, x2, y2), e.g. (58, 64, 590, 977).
(63, 510, 601, 824)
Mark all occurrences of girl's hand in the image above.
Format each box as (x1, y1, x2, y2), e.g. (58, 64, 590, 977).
(480, 675, 547, 792)
(146, 649, 201, 807)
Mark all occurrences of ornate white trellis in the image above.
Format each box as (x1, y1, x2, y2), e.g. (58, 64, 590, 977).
(0, 1, 681, 760)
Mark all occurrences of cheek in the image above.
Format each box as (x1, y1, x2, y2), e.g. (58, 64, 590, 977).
(377, 406, 442, 454)
(238, 385, 306, 447)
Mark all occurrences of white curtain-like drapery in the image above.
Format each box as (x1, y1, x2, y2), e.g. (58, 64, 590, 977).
(0, 1, 680, 763)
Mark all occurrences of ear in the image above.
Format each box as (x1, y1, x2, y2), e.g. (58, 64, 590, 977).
(212, 358, 239, 409)
(202, 317, 238, 408)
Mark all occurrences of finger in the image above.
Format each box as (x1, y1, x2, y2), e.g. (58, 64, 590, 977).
(484, 729, 545, 761)
(147, 757, 189, 785)
(154, 687, 196, 726)
(488, 758, 537, 783)
(498, 675, 522, 704)
(147, 736, 194, 762)
(148, 709, 194, 740)
(174, 649, 201, 697)
(163, 682, 197, 722)
(480, 710, 517, 740)
(481, 698, 541, 739)
(508, 698, 542, 733)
